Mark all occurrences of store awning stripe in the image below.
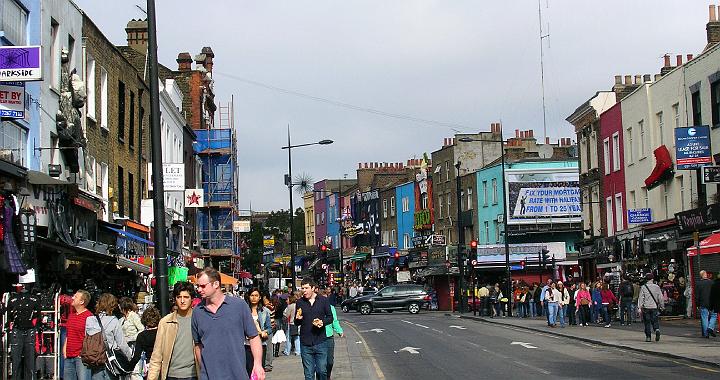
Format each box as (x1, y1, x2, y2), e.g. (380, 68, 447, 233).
(686, 232, 720, 256)
(104, 226, 155, 246)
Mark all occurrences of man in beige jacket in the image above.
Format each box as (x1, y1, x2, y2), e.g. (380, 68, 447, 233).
(148, 282, 200, 380)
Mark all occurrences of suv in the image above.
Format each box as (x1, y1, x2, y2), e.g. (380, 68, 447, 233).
(354, 284, 430, 315)
(340, 289, 378, 313)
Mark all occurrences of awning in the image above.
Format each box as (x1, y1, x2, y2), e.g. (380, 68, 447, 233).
(104, 226, 155, 246)
(116, 257, 151, 274)
(28, 170, 69, 185)
(188, 272, 238, 286)
(687, 232, 720, 256)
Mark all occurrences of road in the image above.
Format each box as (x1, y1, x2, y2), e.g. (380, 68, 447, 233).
(342, 310, 718, 379)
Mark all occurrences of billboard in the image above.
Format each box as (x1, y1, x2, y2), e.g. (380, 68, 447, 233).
(0, 46, 42, 81)
(675, 126, 711, 170)
(505, 168, 581, 225)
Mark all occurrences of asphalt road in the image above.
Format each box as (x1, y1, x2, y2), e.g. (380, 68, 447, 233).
(342, 310, 718, 379)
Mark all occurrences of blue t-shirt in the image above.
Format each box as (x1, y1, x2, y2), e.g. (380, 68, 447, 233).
(191, 296, 259, 380)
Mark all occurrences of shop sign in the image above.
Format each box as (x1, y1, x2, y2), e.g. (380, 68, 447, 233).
(675, 126, 712, 170)
(0, 46, 42, 81)
(184, 188, 204, 207)
(414, 210, 432, 230)
(628, 208, 652, 224)
(427, 246, 447, 266)
(233, 220, 250, 233)
(263, 236, 275, 248)
(412, 235, 427, 248)
(676, 203, 720, 234)
(73, 196, 97, 211)
(432, 234, 446, 246)
(0, 82, 25, 118)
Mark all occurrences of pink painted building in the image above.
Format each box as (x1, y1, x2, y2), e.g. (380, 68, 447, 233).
(599, 102, 627, 235)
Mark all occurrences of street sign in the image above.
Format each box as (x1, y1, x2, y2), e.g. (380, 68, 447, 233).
(675, 126, 712, 170)
(510, 265, 524, 271)
(702, 166, 720, 184)
(628, 208, 652, 224)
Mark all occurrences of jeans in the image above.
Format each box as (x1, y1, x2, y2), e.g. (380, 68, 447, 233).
(166, 377, 198, 380)
(601, 304, 611, 324)
(64, 357, 91, 380)
(9, 329, 36, 380)
(547, 302, 559, 325)
(620, 299, 634, 325)
(543, 303, 550, 324)
(568, 305, 577, 325)
(284, 333, 301, 355)
(90, 368, 117, 380)
(642, 308, 660, 338)
(301, 339, 329, 380)
(529, 302, 537, 317)
(591, 304, 600, 323)
(700, 307, 718, 337)
(558, 305, 567, 327)
(327, 337, 336, 379)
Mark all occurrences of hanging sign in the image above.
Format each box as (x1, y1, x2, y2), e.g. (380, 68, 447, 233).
(675, 126, 711, 170)
(0, 82, 25, 118)
(0, 46, 42, 81)
(184, 189, 204, 207)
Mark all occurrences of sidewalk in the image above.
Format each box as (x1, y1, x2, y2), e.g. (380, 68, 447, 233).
(268, 320, 383, 379)
(459, 313, 720, 367)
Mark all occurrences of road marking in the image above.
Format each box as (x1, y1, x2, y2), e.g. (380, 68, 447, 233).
(346, 322, 386, 380)
(449, 325, 467, 330)
(361, 328, 385, 333)
(395, 346, 422, 354)
(432, 328, 443, 333)
(514, 360, 551, 375)
(415, 323, 429, 329)
(401, 320, 414, 325)
(467, 342, 480, 347)
(510, 341, 538, 349)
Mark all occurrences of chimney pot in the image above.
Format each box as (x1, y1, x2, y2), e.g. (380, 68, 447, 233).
(614, 75, 622, 84)
(643, 74, 651, 83)
(676, 54, 683, 66)
(663, 54, 671, 67)
(711, 4, 718, 22)
(515, 129, 520, 138)
(634, 75, 641, 84)
(529, 130, 534, 138)
(654, 74, 662, 81)
(687, 54, 693, 61)
(545, 137, 550, 144)
(624, 75, 632, 85)
(176, 52, 193, 71)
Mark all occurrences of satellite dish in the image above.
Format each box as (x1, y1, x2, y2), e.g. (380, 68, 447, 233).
(538, 145, 553, 159)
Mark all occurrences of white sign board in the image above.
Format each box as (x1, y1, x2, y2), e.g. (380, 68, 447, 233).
(396, 270, 411, 283)
(148, 163, 185, 191)
(233, 220, 251, 232)
(0, 82, 25, 118)
(184, 189, 204, 207)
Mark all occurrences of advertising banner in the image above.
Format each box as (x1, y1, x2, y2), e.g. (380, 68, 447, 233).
(233, 220, 251, 233)
(0, 46, 42, 81)
(675, 126, 711, 170)
(0, 82, 25, 118)
(506, 169, 581, 225)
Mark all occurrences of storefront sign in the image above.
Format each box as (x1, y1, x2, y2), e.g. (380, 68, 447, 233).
(628, 208, 652, 224)
(676, 203, 720, 233)
(233, 220, 250, 233)
(263, 236, 275, 248)
(0, 46, 42, 81)
(414, 210, 432, 230)
(675, 126, 712, 170)
(432, 234, 446, 246)
(184, 188, 204, 207)
(73, 196, 97, 211)
(0, 82, 25, 118)
(702, 166, 720, 184)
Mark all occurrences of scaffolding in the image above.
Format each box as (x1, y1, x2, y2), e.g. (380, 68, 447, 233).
(196, 99, 239, 261)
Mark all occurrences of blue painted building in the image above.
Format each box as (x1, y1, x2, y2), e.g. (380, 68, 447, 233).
(326, 192, 340, 249)
(396, 182, 415, 250)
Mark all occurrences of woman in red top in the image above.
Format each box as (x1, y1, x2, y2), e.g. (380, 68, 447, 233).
(600, 283, 618, 327)
(574, 283, 592, 327)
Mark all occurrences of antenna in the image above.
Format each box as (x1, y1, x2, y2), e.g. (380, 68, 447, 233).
(135, 5, 147, 15)
(538, 0, 550, 143)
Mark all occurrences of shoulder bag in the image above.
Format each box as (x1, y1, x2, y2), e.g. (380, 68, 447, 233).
(99, 317, 133, 376)
(643, 284, 664, 311)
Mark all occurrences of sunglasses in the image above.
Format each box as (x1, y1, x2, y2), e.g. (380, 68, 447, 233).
(196, 281, 216, 289)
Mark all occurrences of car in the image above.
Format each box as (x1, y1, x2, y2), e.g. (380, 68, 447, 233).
(340, 289, 377, 312)
(353, 284, 430, 315)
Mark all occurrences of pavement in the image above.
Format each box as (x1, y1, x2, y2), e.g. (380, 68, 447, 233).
(458, 312, 720, 367)
(268, 319, 384, 380)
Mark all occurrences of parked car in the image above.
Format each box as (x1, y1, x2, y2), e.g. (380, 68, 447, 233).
(340, 289, 377, 312)
(354, 284, 430, 315)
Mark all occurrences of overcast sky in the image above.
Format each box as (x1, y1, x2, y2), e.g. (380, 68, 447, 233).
(73, 0, 711, 211)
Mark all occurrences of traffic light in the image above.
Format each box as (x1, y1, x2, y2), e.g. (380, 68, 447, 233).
(541, 248, 550, 266)
(470, 240, 478, 255)
(394, 251, 400, 259)
(519, 260, 525, 269)
(320, 244, 328, 252)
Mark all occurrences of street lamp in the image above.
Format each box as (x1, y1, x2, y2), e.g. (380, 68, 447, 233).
(454, 161, 466, 314)
(458, 135, 510, 314)
(281, 127, 333, 291)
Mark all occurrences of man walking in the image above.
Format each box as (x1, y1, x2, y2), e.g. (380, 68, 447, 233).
(638, 273, 665, 342)
(696, 270, 717, 338)
(619, 278, 635, 326)
(63, 290, 92, 380)
(295, 279, 334, 380)
(192, 267, 265, 380)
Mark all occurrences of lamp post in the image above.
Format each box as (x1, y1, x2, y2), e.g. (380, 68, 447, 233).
(458, 134, 510, 314)
(281, 127, 333, 292)
(455, 161, 466, 313)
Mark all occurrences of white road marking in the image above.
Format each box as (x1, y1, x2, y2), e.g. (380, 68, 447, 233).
(449, 325, 467, 330)
(415, 323, 429, 329)
(395, 346, 422, 354)
(511, 341, 538, 349)
(360, 328, 385, 333)
(514, 360, 551, 375)
(467, 342, 480, 347)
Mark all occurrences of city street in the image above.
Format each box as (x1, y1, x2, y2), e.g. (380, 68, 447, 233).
(342, 311, 719, 379)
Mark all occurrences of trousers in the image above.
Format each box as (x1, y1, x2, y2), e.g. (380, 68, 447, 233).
(9, 329, 36, 380)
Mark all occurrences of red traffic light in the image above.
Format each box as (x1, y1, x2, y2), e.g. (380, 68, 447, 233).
(470, 240, 478, 248)
(321, 245, 327, 252)
(519, 260, 525, 267)
(394, 251, 400, 259)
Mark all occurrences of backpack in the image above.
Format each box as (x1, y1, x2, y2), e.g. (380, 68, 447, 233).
(621, 282, 634, 298)
(80, 316, 107, 368)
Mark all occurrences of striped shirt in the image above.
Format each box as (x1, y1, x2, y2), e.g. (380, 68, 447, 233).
(65, 310, 92, 358)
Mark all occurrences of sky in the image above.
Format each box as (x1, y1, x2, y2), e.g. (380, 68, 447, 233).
(72, 0, 711, 211)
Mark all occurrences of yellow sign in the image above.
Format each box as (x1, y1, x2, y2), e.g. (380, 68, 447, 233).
(263, 237, 275, 248)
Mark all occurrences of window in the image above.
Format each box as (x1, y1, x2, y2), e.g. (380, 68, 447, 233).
(100, 67, 108, 130)
(129, 91, 135, 148)
(603, 138, 610, 174)
(0, 121, 27, 166)
(403, 233, 410, 248)
(445, 161, 451, 182)
(128, 172, 134, 220)
(467, 187, 473, 210)
(321, 212, 325, 225)
(493, 220, 500, 243)
(438, 195, 443, 218)
(643, 187, 649, 209)
(612, 133, 620, 171)
(391, 229, 396, 247)
(1, 0, 28, 44)
(382, 231, 389, 246)
(402, 196, 409, 212)
(606, 197, 614, 236)
(663, 183, 670, 219)
(678, 176, 685, 210)
(421, 193, 428, 210)
(691, 90, 702, 126)
(712, 80, 720, 128)
(656, 112, 664, 146)
(447, 192, 451, 214)
(86, 156, 96, 193)
(86, 55, 96, 119)
(673, 103, 680, 128)
(615, 193, 623, 232)
(316, 213, 320, 226)
(630, 190, 636, 210)
(118, 81, 126, 141)
(390, 196, 395, 217)
(484, 221, 489, 242)
(50, 19, 60, 88)
(639, 120, 646, 157)
(492, 178, 498, 204)
(589, 130, 598, 169)
(626, 126, 633, 163)
(117, 166, 125, 217)
(483, 181, 488, 206)
(382, 199, 388, 218)
(580, 137, 588, 173)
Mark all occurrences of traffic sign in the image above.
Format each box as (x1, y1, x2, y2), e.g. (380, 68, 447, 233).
(471, 260, 477, 266)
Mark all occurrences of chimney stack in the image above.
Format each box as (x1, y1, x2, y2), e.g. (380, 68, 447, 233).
(545, 137, 550, 144)
(663, 54, 671, 67)
(634, 75, 642, 84)
(615, 75, 622, 84)
(687, 54, 694, 61)
(125, 19, 148, 54)
(176, 52, 192, 71)
(195, 47, 215, 73)
(676, 54, 683, 67)
(708, 5, 720, 50)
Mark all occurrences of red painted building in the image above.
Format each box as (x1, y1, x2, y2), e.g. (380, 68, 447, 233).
(600, 102, 627, 236)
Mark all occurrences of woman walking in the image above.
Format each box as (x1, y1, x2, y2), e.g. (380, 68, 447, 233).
(119, 297, 144, 380)
(568, 283, 578, 326)
(591, 282, 603, 324)
(127, 307, 160, 379)
(85, 293, 132, 380)
(600, 282, 618, 327)
(575, 282, 592, 327)
(245, 288, 272, 374)
(544, 283, 561, 327)
(282, 294, 301, 356)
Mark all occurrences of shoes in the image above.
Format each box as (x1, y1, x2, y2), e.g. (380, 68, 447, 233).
(604, 324, 611, 328)
(655, 329, 661, 342)
(708, 329, 717, 338)
(264, 367, 273, 372)
(645, 337, 651, 342)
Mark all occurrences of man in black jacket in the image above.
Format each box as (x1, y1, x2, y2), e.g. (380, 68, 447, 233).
(295, 279, 334, 380)
(697, 270, 717, 338)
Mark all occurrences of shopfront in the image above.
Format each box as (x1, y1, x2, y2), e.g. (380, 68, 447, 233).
(643, 220, 687, 316)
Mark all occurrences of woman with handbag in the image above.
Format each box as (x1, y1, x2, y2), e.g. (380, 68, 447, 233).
(575, 282, 592, 327)
(119, 297, 144, 380)
(282, 294, 301, 356)
(85, 293, 132, 380)
(245, 288, 272, 374)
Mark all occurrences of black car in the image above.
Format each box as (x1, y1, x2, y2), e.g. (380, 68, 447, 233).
(340, 289, 377, 312)
(353, 284, 430, 315)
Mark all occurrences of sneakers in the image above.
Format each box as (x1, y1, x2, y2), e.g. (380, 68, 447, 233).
(645, 337, 651, 342)
(708, 329, 717, 338)
(604, 324, 611, 328)
(655, 329, 661, 342)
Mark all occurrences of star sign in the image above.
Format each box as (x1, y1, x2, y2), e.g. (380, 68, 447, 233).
(187, 191, 201, 206)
